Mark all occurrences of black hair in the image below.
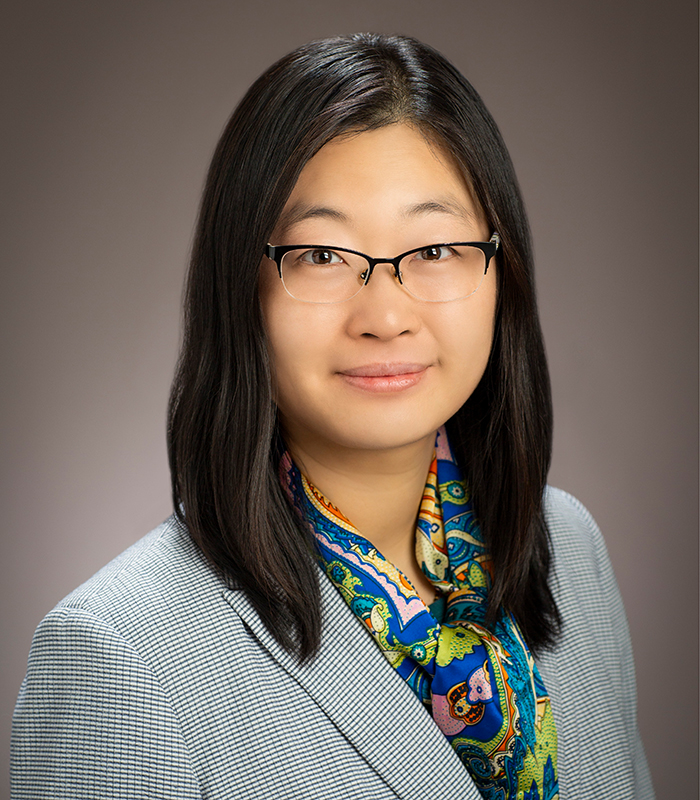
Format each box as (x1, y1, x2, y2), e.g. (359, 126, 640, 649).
(167, 33, 560, 661)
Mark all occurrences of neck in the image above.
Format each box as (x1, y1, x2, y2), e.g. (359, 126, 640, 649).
(282, 423, 438, 603)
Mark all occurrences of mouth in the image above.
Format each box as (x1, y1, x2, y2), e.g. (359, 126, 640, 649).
(338, 362, 429, 393)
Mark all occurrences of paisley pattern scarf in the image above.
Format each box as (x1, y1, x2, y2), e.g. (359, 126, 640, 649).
(280, 428, 558, 800)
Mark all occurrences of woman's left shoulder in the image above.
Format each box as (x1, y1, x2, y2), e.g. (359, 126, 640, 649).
(543, 485, 600, 540)
(542, 485, 611, 576)
(541, 485, 625, 621)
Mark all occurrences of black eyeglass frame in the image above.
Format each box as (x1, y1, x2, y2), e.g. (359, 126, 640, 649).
(264, 232, 500, 300)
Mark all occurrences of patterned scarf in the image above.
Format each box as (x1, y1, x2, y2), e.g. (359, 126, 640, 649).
(280, 428, 558, 800)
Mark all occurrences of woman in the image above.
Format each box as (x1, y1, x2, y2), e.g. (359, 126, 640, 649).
(12, 33, 654, 799)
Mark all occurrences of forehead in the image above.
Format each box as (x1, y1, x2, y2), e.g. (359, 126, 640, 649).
(275, 123, 483, 238)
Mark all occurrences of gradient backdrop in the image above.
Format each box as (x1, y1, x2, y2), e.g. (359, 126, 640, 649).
(2, 1, 697, 797)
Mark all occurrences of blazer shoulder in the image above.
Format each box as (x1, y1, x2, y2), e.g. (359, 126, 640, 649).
(544, 485, 600, 535)
(541, 485, 622, 608)
(543, 485, 607, 560)
(52, 515, 222, 632)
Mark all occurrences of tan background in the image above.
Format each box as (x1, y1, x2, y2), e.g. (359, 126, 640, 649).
(2, 1, 697, 797)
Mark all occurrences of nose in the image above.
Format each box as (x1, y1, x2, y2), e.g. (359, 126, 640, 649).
(346, 262, 421, 341)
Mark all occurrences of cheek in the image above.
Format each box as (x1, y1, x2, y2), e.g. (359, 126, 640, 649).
(436, 292, 497, 399)
(262, 305, 306, 402)
(260, 281, 338, 409)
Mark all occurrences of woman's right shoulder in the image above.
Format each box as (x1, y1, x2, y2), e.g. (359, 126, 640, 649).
(31, 514, 230, 655)
(53, 516, 206, 608)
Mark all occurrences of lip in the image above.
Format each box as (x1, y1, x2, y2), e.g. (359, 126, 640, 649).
(338, 362, 429, 393)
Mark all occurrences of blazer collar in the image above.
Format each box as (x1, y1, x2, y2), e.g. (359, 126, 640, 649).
(223, 567, 480, 799)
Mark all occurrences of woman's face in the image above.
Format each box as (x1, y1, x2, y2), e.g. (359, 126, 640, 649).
(259, 123, 498, 458)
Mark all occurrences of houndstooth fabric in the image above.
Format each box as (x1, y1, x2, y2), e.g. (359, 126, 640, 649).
(11, 487, 655, 799)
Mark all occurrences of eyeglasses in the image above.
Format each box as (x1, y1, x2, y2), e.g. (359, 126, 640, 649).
(264, 233, 500, 304)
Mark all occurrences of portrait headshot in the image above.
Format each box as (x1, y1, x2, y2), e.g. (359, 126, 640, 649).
(2, 1, 697, 799)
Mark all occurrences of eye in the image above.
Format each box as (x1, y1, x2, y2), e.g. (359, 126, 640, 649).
(299, 248, 344, 266)
(415, 245, 455, 262)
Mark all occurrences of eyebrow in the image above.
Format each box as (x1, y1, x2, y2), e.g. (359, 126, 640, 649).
(400, 199, 477, 222)
(275, 203, 349, 236)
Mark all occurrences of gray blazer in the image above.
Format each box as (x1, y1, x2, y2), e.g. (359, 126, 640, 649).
(12, 488, 654, 799)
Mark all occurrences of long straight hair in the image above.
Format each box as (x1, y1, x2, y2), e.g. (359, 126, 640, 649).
(167, 33, 560, 661)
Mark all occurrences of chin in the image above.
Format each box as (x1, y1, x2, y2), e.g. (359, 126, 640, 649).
(326, 417, 447, 453)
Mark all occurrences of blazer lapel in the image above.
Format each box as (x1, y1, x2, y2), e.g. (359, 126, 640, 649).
(223, 568, 480, 799)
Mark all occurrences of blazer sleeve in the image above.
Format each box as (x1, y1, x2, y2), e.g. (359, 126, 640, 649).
(556, 490, 655, 800)
(11, 606, 202, 799)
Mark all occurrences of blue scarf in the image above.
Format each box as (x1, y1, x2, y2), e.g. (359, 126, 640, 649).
(280, 428, 558, 800)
